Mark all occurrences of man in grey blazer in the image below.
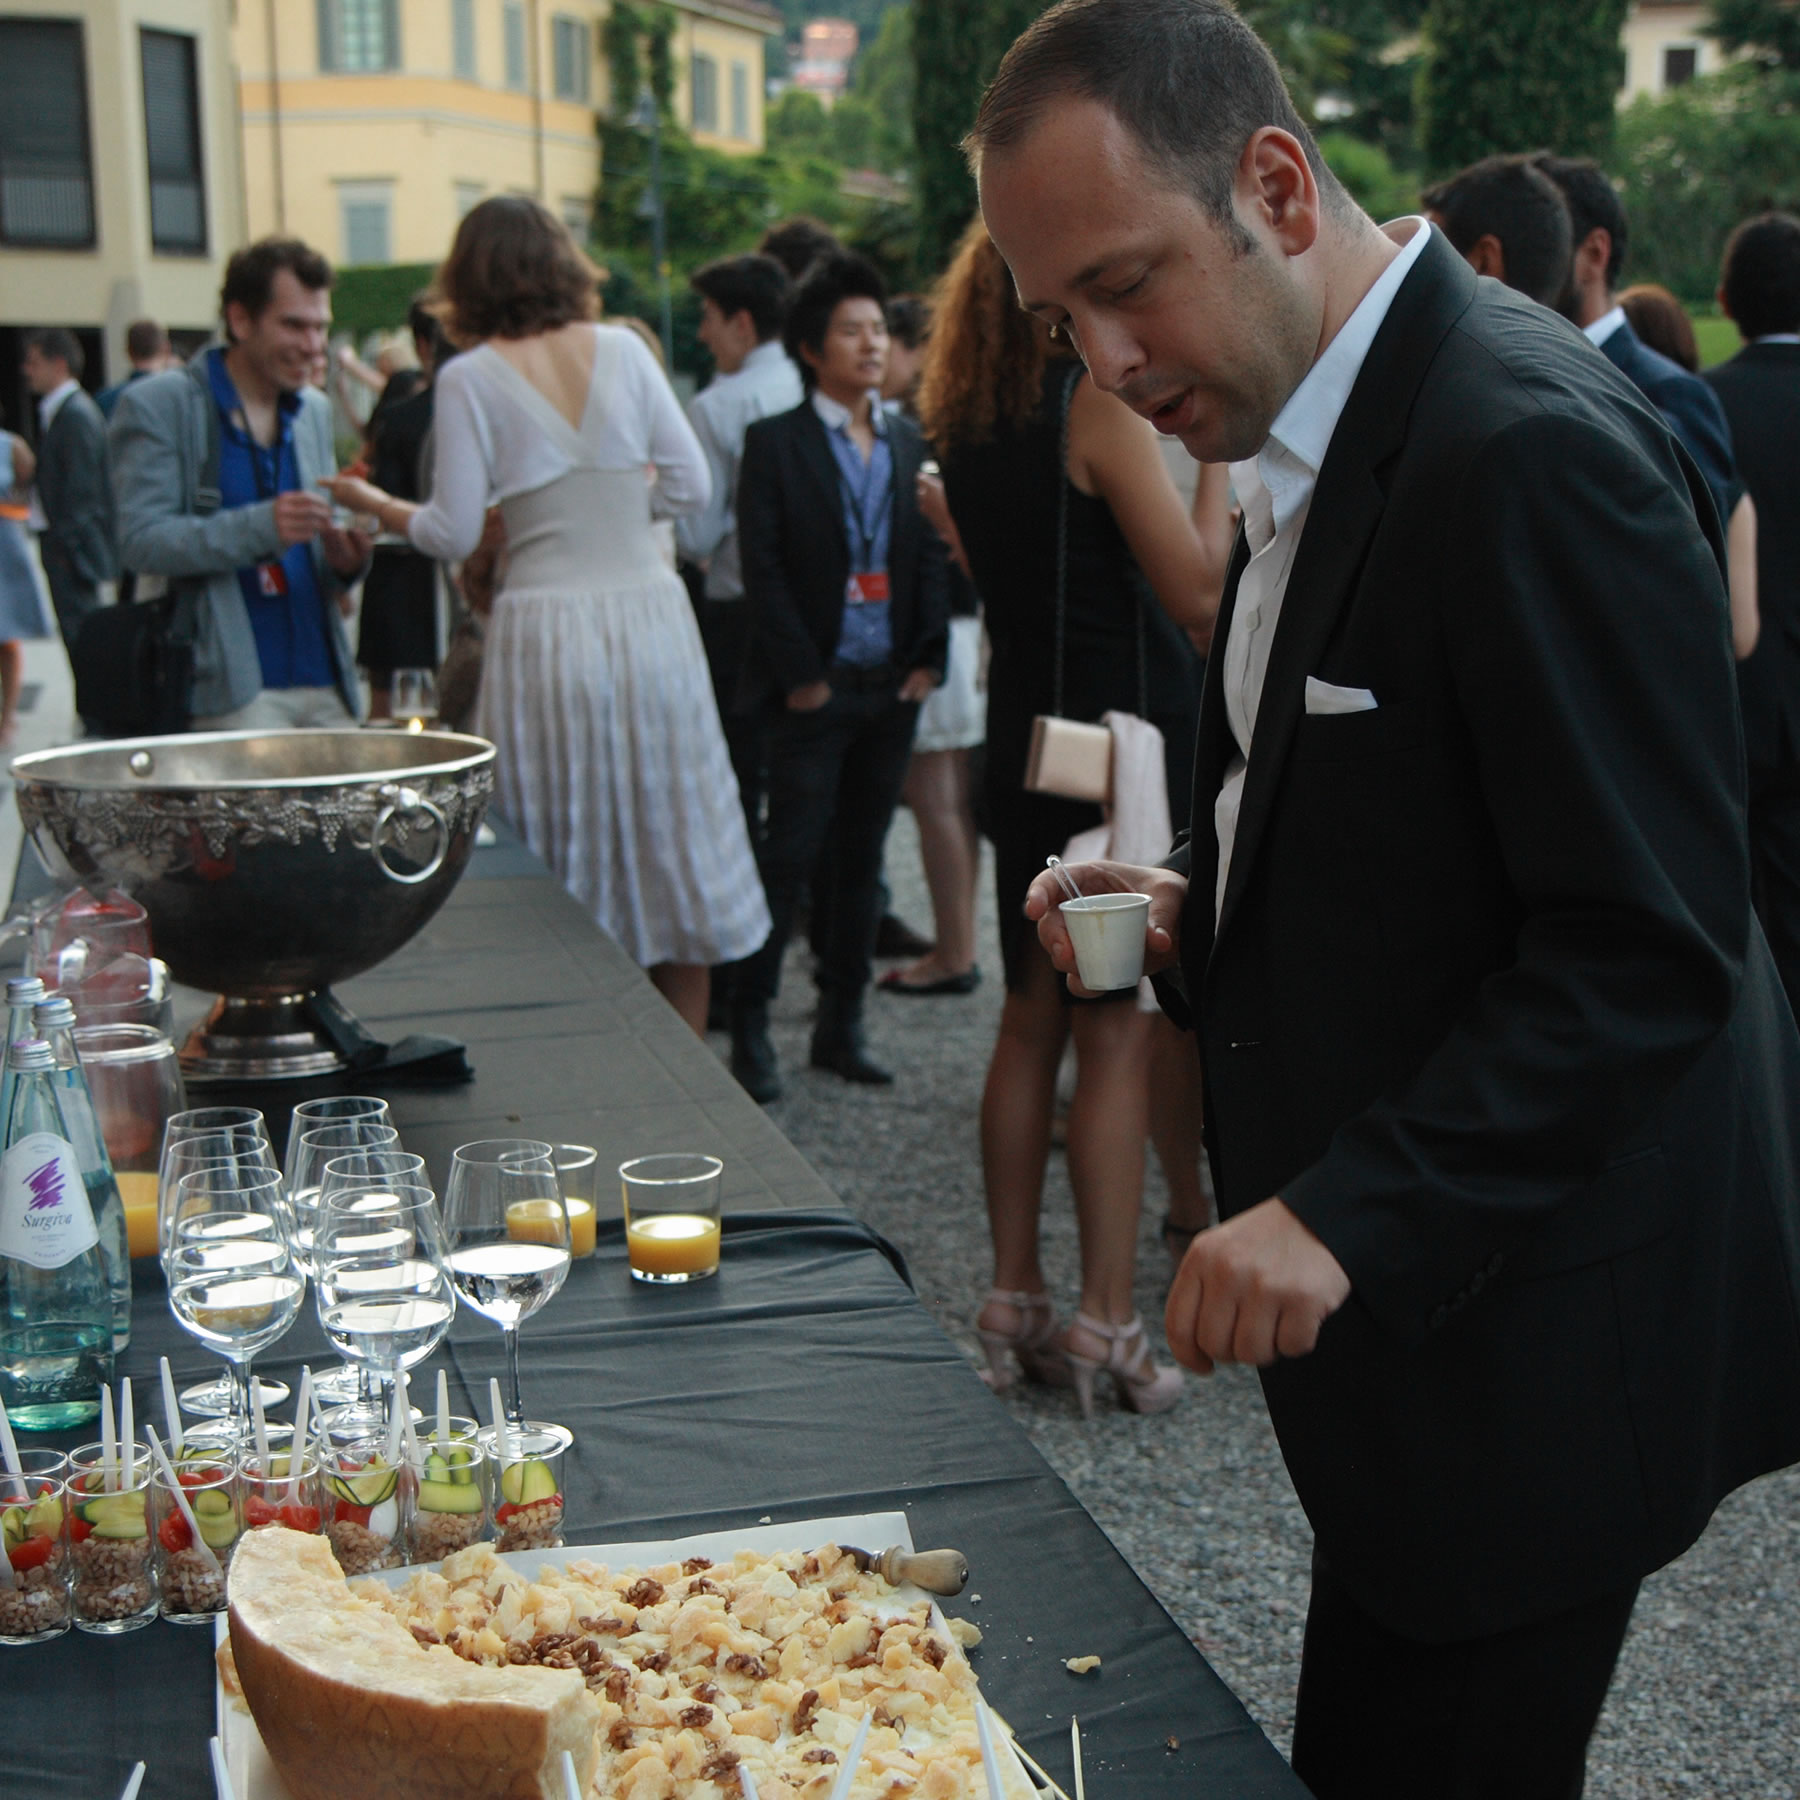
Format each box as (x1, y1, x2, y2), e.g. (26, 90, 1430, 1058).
(21, 329, 117, 655)
(110, 238, 366, 727)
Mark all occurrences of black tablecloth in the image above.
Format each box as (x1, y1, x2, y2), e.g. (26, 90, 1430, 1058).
(16, 1215, 1303, 1799)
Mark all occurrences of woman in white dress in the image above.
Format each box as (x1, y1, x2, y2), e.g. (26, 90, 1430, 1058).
(326, 198, 769, 1033)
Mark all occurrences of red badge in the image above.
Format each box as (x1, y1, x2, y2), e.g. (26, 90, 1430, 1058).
(256, 561, 289, 597)
(844, 572, 890, 605)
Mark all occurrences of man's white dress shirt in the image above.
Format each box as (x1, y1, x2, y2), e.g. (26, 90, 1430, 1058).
(1583, 305, 1627, 350)
(675, 339, 803, 599)
(1214, 218, 1432, 920)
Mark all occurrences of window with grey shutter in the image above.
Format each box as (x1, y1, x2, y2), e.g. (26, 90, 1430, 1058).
(319, 0, 401, 73)
(691, 52, 718, 132)
(730, 61, 748, 139)
(141, 30, 206, 254)
(503, 2, 527, 89)
(552, 17, 590, 101)
(0, 19, 95, 247)
(453, 0, 477, 79)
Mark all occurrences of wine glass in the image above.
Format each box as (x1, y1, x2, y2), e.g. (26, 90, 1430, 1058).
(313, 1185, 455, 1438)
(392, 668, 438, 730)
(157, 1123, 286, 1419)
(285, 1120, 402, 1409)
(280, 1096, 391, 1193)
(441, 1140, 571, 1442)
(165, 1166, 303, 1450)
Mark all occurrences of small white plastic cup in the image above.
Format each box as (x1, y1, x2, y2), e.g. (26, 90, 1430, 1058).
(1060, 892, 1152, 991)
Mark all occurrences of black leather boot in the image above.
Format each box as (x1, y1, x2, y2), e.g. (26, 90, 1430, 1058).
(810, 991, 893, 1085)
(729, 1002, 782, 1104)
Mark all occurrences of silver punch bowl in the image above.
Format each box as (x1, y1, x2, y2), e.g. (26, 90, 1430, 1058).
(12, 729, 496, 1082)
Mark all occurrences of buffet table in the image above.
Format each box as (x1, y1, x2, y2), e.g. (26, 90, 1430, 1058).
(8, 836, 1307, 1800)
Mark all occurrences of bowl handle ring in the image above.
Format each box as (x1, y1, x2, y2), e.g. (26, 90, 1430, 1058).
(371, 785, 450, 886)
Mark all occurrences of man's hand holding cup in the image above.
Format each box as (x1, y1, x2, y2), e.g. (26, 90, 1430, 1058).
(1024, 860, 1186, 997)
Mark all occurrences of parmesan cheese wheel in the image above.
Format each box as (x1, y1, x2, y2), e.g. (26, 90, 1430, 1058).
(227, 1526, 600, 1800)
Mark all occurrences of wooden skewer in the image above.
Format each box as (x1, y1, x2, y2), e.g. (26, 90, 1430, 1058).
(119, 1762, 147, 1800)
(1070, 1716, 1086, 1800)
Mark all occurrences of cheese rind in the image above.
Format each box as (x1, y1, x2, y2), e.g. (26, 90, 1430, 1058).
(227, 1526, 600, 1800)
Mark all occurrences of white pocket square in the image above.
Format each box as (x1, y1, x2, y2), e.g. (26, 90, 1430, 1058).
(1305, 677, 1378, 715)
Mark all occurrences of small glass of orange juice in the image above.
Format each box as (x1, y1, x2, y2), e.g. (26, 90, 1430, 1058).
(550, 1145, 599, 1258)
(620, 1154, 723, 1284)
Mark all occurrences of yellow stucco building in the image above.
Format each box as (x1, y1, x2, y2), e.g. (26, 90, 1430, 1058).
(235, 0, 782, 270)
(0, 0, 244, 397)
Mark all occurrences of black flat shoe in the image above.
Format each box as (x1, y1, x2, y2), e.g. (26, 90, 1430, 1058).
(877, 967, 982, 996)
(809, 1036, 894, 1085)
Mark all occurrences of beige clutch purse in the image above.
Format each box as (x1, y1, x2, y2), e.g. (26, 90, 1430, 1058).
(1024, 715, 1113, 804)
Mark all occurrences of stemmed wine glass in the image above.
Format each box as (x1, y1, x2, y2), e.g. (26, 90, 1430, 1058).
(313, 1185, 455, 1437)
(158, 1115, 286, 1418)
(440, 1140, 571, 1443)
(164, 1165, 304, 1449)
(284, 1119, 401, 1408)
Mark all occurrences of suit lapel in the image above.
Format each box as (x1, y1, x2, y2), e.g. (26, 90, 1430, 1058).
(1208, 232, 1478, 960)
(793, 403, 844, 526)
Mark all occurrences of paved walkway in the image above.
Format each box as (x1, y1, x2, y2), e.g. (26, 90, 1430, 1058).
(737, 810, 1800, 1800)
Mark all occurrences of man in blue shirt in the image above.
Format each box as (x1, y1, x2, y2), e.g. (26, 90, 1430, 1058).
(110, 238, 366, 727)
(733, 254, 951, 1100)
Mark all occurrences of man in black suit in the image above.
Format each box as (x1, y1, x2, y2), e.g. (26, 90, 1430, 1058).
(1420, 151, 1573, 308)
(978, 1, 1800, 1793)
(733, 254, 950, 1102)
(1533, 154, 1741, 536)
(1707, 211, 1800, 1019)
(21, 328, 116, 655)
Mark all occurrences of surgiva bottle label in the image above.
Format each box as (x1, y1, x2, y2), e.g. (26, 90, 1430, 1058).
(0, 1132, 98, 1270)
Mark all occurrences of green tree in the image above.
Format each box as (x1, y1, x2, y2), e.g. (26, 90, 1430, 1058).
(1416, 0, 1631, 175)
(1709, 0, 1800, 68)
(854, 3, 916, 174)
(1317, 130, 1418, 219)
(767, 87, 834, 155)
(1616, 66, 1800, 301)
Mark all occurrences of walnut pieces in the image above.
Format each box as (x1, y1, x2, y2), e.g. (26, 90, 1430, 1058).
(366, 1541, 1027, 1800)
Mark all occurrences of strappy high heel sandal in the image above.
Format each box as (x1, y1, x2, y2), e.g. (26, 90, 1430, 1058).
(976, 1289, 1073, 1392)
(1064, 1313, 1184, 1419)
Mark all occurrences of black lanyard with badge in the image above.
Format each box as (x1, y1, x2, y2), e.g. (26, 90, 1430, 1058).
(839, 434, 892, 608)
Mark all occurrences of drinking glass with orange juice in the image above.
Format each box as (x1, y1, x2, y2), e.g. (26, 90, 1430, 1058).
(72, 1025, 186, 1257)
(620, 1155, 723, 1283)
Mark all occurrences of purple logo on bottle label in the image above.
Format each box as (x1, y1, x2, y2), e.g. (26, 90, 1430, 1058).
(24, 1158, 66, 1213)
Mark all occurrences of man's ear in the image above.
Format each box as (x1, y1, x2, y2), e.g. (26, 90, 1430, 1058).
(1466, 234, 1508, 283)
(1574, 226, 1612, 290)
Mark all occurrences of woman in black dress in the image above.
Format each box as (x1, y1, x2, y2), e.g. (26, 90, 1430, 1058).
(918, 220, 1232, 1418)
(358, 298, 445, 717)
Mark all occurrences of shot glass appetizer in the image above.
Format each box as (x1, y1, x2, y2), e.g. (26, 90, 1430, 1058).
(239, 1449, 325, 1538)
(406, 1435, 489, 1564)
(66, 1443, 158, 1634)
(152, 1456, 240, 1624)
(325, 1441, 407, 1574)
(0, 1471, 72, 1643)
(492, 1430, 566, 1554)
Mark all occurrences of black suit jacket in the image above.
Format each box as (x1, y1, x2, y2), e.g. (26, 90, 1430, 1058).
(736, 399, 950, 705)
(1172, 234, 1800, 1642)
(1600, 318, 1739, 534)
(1706, 340, 1800, 776)
(37, 387, 117, 583)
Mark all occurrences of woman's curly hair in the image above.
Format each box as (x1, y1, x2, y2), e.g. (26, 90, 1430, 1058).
(436, 196, 600, 343)
(916, 216, 1066, 451)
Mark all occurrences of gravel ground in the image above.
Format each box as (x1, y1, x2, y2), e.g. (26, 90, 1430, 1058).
(715, 812, 1800, 1797)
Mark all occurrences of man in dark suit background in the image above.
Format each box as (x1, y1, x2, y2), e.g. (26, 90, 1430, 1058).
(1534, 154, 1742, 535)
(1420, 151, 1573, 308)
(733, 253, 950, 1102)
(1707, 211, 1800, 1019)
(21, 328, 116, 655)
(978, 0, 1800, 1793)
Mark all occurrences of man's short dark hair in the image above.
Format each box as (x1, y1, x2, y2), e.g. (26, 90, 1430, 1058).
(124, 319, 167, 363)
(24, 328, 83, 378)
(1721, 212, 1800, 341)
(885, 295, 930, 350)
(757, 217, 843, 283)
(1420, 154, 1573, 309)
(219, 236, 333, 336)
(1532, 155, 1628, 290)
(783, 252, 888, 388)
(690, 255, 792, 343)
(966, 0, 1347, 250)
